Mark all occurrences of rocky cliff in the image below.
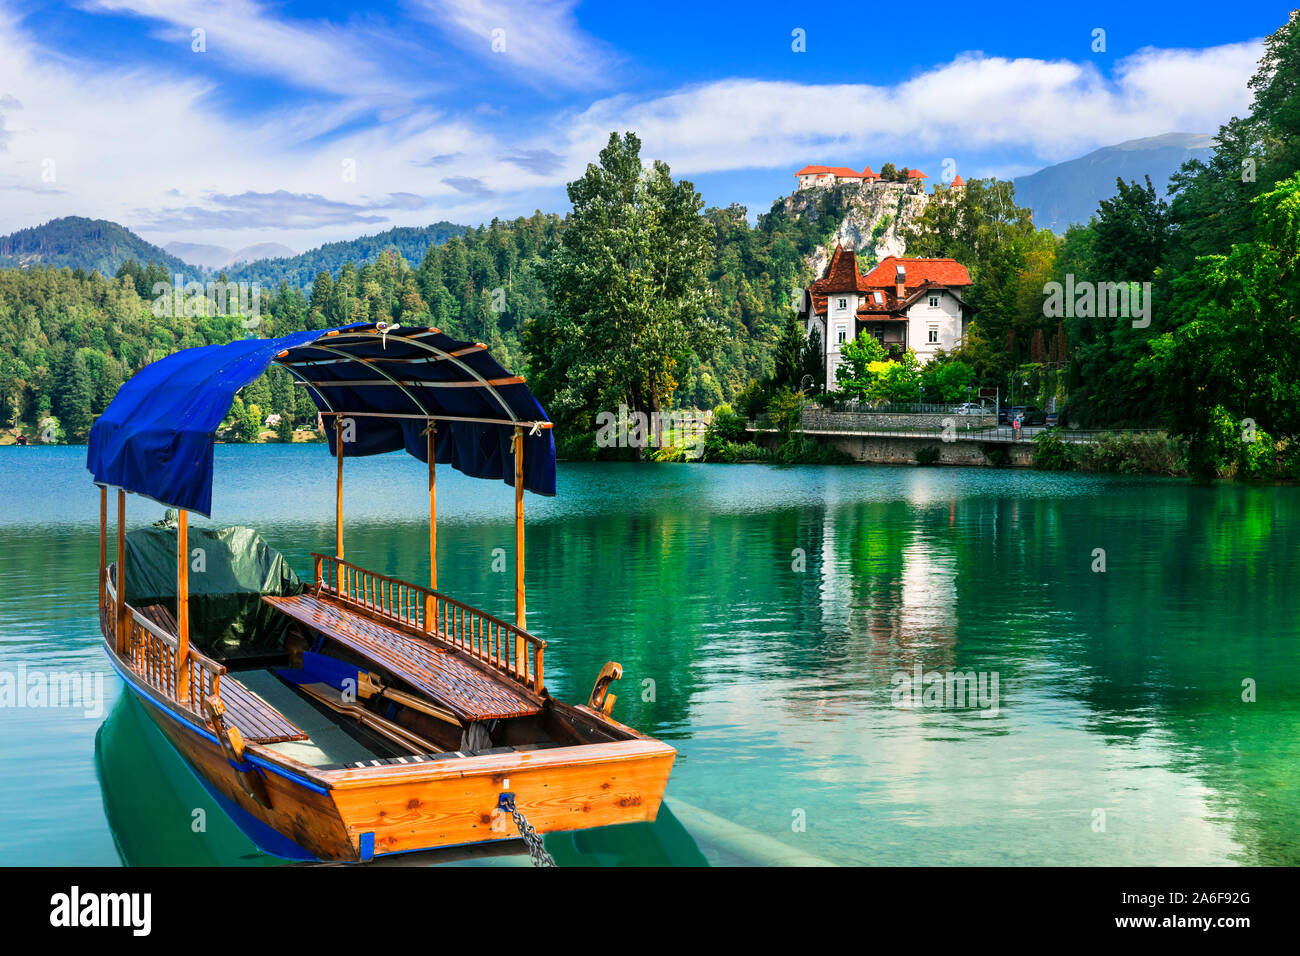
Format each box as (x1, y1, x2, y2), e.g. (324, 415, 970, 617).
(784, 182, 931, 277)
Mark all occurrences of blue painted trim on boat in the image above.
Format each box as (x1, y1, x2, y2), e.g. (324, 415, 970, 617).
(358, 831, 375, 862)
(102, 645, 331, 795)
(189, 770, 322, 863)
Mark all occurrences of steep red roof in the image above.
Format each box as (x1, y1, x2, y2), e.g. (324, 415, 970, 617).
(907, 169, 927, 179)
(861, 165, 879, 179)
(862, 256, 970, 290)
(950, 174, 965, 187)
(809, 244, 870, 295)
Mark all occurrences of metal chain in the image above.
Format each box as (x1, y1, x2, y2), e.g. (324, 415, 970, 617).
(500, 793, 556, 867)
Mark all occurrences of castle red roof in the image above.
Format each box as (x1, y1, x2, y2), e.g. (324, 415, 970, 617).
(950, 174, 965, 187)
(795, 165, 863, 178)
(907, 169, 927, 179)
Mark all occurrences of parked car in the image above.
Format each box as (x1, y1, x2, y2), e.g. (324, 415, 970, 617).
(1004, 405, 1025, 426)
(1044, 411, 1059, 428)
(955, 402, 982, 416)
(1019, 406, 1047, 426)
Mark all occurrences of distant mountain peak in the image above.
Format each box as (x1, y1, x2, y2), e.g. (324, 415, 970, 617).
(0, 216, 198, 278)
(1013, 132, 1215, 233)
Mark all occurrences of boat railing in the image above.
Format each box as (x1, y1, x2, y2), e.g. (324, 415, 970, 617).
(312, 553, 546, 694)
(103, 569, 226, 714)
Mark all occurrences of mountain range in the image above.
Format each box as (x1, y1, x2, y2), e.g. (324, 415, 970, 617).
(1012, 132, 1215, 232)
(163, 241, 297, 271)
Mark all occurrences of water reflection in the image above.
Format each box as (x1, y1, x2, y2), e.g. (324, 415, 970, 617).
(3, 447, 1299, 865)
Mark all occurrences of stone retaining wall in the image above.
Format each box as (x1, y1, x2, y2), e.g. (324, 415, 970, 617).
(802, 409, 997, 430)
(755, 431, 1035, 467)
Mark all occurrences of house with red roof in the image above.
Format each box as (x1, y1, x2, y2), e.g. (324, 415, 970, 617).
(797, 246, 973, 384)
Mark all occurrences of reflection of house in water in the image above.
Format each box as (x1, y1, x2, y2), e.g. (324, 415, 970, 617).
(809, 497, 962, 681)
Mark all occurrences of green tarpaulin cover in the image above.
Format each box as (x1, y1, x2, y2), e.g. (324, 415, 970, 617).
(123, 525, 304, 661)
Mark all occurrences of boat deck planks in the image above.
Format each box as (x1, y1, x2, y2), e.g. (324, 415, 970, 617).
(262, 593, 542, 722)
(134, 602, 308, 745)
(218, 678, 310, 744)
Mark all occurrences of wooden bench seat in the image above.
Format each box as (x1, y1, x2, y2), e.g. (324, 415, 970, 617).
(133, 602, 308, 746)
(262, 593, 542, 723)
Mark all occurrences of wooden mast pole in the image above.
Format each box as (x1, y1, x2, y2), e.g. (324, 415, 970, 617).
(98, 486, 107, 615)
(176, 509, 190, 703)
(428, 424, 437, 590)
(335, 417, 344, 560)
(424, 423, 438, 636)
(513, 426, 526, 676)
(116, 488, 127, 654)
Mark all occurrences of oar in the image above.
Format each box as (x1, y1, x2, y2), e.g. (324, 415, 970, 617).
(356, 672, 461, 727)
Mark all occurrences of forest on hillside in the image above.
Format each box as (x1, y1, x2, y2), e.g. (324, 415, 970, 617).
(0, 183, 847, 443)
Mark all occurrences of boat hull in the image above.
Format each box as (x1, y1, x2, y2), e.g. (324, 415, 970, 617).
(327, 734, 676, 858)
(105, 643, 676, 863)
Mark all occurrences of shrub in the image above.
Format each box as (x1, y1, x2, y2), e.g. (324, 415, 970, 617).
(1078, 432, 1186, 476)
(708, 440, 772, 463)
(1032, 430, 1075, 471)
(1278, 438, 1300, 480)
(765, 387, 805, 440)
(914, 446, 941, 466)
(736, 379, 776, 420)
(1236, 426, 1277, 480)
(709, 403, 748, 443)
(554, 432, 599, 461)
(648, 443, 689, 463)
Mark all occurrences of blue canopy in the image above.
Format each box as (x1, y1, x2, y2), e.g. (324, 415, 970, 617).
(87, 323, 556, 517)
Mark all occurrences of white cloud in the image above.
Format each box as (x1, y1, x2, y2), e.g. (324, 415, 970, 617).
(559, 41, 1263, 174)
(80, 0, 422, 101)
(411, 0, 618, 90)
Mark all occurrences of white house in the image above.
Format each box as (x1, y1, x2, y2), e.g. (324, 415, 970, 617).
(798, 246, 973, 386)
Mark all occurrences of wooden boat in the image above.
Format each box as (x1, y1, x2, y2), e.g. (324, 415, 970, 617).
(87, 322, 676, 864)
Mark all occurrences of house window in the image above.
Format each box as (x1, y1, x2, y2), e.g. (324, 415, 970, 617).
(927, 327, 939, 343)
(929, 294, 940, 308)
(837, 297, 847, 310)
(837, 326, 847, 344)
(873, 291, 883, 305)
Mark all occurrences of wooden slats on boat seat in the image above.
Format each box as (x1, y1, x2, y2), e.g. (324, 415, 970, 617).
(216, 678, 310, 744)
(262, 593, 542, 723)
(132, 603, 308, 746)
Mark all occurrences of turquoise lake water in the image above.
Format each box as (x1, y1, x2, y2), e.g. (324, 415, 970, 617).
(2, 444, 1298, 865)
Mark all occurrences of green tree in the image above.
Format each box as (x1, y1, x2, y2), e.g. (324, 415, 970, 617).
(535, 132, 718, 436)
(773, 313, 806, 388)
(1148, 173, 1300, 476)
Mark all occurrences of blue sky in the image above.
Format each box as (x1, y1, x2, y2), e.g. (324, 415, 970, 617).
(0, 1, 1292, 253)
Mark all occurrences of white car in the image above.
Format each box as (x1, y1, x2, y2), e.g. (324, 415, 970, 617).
(954, 403, 982, 415)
